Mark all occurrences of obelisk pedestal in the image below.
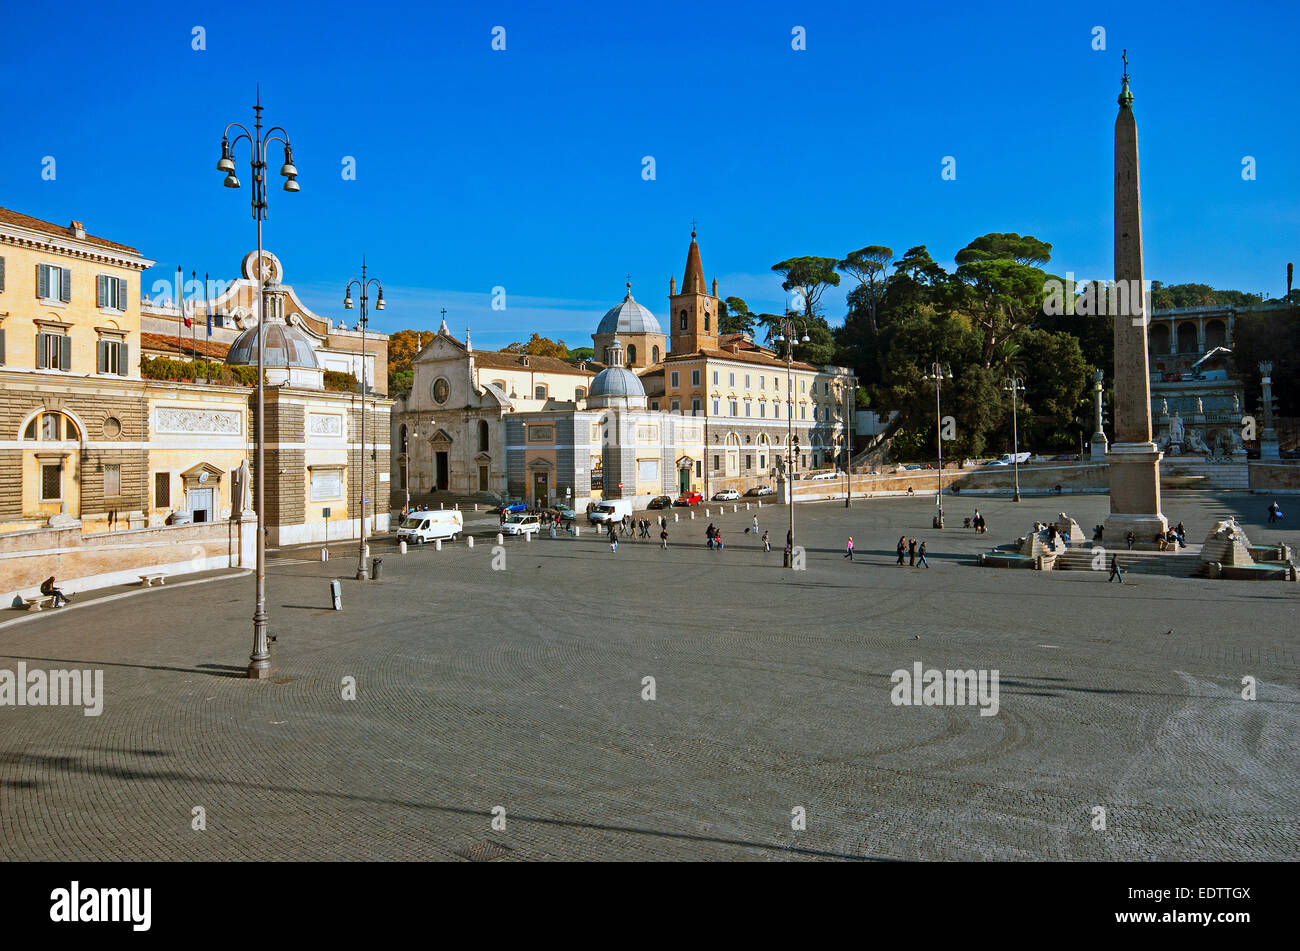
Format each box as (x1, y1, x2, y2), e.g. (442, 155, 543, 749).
(1090, 369, 1109, 460)
(1102, 55, 1167, 548)
(1258, 362, 1281, 460)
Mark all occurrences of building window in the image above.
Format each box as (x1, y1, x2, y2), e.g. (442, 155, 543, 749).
(36, 331, 71, 371)
(713, 454, 720, 471)
(744, 374, 750, 388)
(652, 346, 660, 363)
(745, 454, 752, 470)
(155, 471, 171, 508)
(801, 404, 807, 420)
(712, 370, 718, 385)
(759, 402, 766, 418)
(670, 371, 679, 388)
(729, 400, 737, 416)
(774, 402, 780, 419)
(37, 264, 71, 303)
(432, 377, 450, 403)
(26, 412, 78, 442)
(696, 460, 702, 477)
(691, 369, 700, 386)
(97, 275, 128, 311)
(691, 398, 701, 414)
(670, 400, 680, 413)
(104, 464, 121, 497)
(534, 384, 547, 400)
(760, 376, 765, 389)
(97, 338, 129, 376)
(729, 372, 735, 386)
(41, 463, 62, 501)
(627, 344, 637, 364)
(680, 310, 687, 329)
(575, 386, 587, 400)
(650, 400, 659, 410)
(478, 419, 489, 452)
(712, 398, 720, 415)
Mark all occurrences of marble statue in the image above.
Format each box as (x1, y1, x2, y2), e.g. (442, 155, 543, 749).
(1169, 413, 1185, 446)
(1186, 428, 1209, 454)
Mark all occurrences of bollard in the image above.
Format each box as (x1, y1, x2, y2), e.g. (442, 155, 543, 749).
(496, 533, 504, 545)
(690, 511, 695, 519)
(705, 508, 710, 517)
(399, 540, 407, 555)
(435, 539, 442, 551)
(454, 503, 459, 510)
(733, 504, 738, 513)
(674, 513, 679, 522)
(474, 504, 479, 512)
(371, 557, 383, 580)
(758, 501, 762, 508)
(440, 502, 444, 510)
(746, 502, 750, 510)
(320, 547, 328, 562)
(525, 531, 532, 543)
(330, 580, 342, 610)
(575, 525, 580, 536)
(467, 535, 474, 548)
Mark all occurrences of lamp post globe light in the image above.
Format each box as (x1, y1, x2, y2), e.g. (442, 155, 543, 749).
(344, 260, 385, 581)
(216, 87, 299, 680)
(772, 314, 810, 569)
(1004, 376, 1026, 502)
(923, 362, 952, 528)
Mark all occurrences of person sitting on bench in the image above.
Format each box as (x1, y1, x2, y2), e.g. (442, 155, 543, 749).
(40, 576, 69, 608)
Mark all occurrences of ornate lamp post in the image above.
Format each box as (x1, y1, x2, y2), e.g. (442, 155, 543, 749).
(215, 88, 299, 680)
(924, 362, 952, 527)
(1004, 376, 1026, 502)
(773, 315, 809, 568)
(344, 260, 385, 580)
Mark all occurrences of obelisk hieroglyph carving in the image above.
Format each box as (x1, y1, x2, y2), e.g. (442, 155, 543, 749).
(1103, 52, 1168, 545)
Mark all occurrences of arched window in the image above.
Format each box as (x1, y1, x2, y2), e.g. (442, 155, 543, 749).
(1176, 322, 1197, 354)
(652, 346, 660, 363)
(680, 310, 687, 329)
(23, 411, 79, 442)
(704, 313, 710, 331)
(1205, 320, 1226, 350)
(627, 344, 637, 365)
(477, 420, 489, 453)
(575, 386, 587, 401)
(534, 384, 548, 400)
(1148, 323, 1170, 354)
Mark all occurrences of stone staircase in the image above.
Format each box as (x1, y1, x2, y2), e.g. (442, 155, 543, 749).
(1160, 460, 1249, 490)
(392, 490, 498, 512)
(1053, 545, 1205, 577)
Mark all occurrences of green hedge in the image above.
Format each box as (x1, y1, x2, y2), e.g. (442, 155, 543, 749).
(140, 355, 260, 385)
(324, 370, 360, 392)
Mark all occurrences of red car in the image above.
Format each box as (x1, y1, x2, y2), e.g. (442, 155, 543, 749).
(673, 491, 703, 506)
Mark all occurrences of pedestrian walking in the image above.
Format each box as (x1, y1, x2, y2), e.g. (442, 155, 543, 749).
(752, 515, 759, 535)
(844, 536, 854, 560)
(660, 526, 669, 549)
(1125, 530, 1135, 551)
(917, 540, 930, 568)
(549, 523, 556, 540)
(1108, 554, 1124, 583)
(715, 530, 725, 551)
(762, 530, 770, 552)
(908, 537, 917, 567)
(896, 536, 906, 566)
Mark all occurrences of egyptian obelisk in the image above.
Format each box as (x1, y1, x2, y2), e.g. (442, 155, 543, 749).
(1102, 51, 1168, 546)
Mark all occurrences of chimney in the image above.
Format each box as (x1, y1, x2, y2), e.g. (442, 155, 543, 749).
(69, 221, 86, 239)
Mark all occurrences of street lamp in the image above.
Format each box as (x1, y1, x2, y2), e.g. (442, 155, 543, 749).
(924, 362, 952, 527)
(772, 314, 810, 568)
(344, 259, 385, 581)
(1004, 376, 1026, 502)
(216, 87, 298, 680)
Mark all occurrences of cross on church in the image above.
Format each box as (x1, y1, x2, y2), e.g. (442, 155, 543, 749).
(1121, 49, 1128, 78)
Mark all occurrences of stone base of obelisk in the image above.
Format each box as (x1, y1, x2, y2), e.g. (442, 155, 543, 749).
(1103, 441, 1168, 550)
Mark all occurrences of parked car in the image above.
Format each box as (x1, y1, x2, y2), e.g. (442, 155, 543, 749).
(544, 505, 577, 522)
(648, 495, 673, 509)
(494, 498, 528, 514)
(1049, 454, 1078, 461)
(713, 488, 740, 501)
(501, 514, 541, 536)
(903, 464, 923, 471)
(397, 509, 463, 545)
(810, 471, 838, 480)
(745, 485, 774, 497)
(673, 491, 703, 506)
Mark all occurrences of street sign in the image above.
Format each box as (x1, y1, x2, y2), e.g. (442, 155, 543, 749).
(322, 507, 331, 518)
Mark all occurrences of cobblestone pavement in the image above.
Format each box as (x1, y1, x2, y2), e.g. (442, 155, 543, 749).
(1, 492, 1296, 860)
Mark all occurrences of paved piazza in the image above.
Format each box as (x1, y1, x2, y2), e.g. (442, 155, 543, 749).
(1, 491, 1296, 861)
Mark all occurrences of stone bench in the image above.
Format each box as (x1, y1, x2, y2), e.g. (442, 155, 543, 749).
(22, 595, 56, 612)
(138, 572, 167, 587)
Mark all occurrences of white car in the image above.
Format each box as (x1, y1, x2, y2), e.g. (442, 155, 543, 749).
(501, 514, 540, 536)
(810, 471, 838, 481)
(713, 489, 740, 501)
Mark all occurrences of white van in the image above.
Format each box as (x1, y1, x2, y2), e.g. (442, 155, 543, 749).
(396, 509, 463, 545)
(589, 498, 633, 525)
(998, 452, 1032, 465)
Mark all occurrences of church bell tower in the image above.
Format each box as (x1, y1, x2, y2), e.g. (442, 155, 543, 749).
(668, 229, 721, 354)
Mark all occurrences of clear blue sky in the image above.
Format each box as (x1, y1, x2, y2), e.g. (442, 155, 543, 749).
(3, 0, 1296, 350)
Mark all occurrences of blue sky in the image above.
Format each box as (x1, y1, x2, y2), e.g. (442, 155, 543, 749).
(2, 0, 1296, 350)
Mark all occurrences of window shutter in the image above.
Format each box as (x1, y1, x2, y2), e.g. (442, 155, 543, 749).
(59, 334, 71, 371)
(36, 333, 47, 369)
(37, 265, 49, 299)
(0, 327, 6, 365)
(117, 342, 129, 376)
(118, 277, 128, 309)
(0, 256, 6, 291)
(60, 268, 71, 303)
(97, 339, 108, 373)
(97, 275, 107, 308)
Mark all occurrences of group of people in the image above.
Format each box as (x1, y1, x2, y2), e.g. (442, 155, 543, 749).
(969, 510, 987, 534)
(895, 536, 930, 567)
(608, 516, 669, 550)
(1156, 522, 1187, 551)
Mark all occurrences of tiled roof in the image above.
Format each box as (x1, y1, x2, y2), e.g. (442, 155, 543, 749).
(474, 350, 595, 376)
(140, 332, 231, 360)
(0, 206, 140, 254)
(664, 347, 817, 372)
